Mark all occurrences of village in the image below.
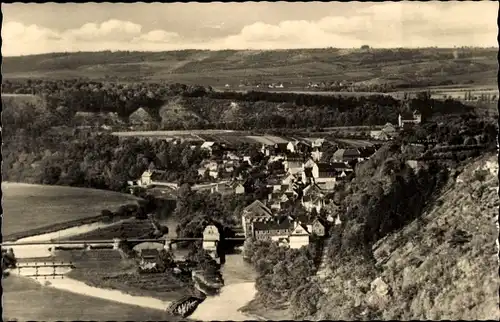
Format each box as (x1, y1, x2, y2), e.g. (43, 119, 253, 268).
(128, 111, 423, 251)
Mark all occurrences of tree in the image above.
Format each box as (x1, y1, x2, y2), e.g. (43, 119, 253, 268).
(42, 166, 62, 185)
(290, 281, 322, 318)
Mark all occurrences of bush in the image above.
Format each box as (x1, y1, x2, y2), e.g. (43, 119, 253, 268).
(473, 169, 488, 182)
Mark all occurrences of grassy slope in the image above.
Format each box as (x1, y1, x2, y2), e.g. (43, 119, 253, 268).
(2, 275, 176, 321)
(52, 250, 193, 302)
(2, 183, 141, 237)
(316, 153, 499, 320)
(2, 48, 497, 87)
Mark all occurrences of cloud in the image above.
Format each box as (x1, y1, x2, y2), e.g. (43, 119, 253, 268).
(133, 30, 180, 43)
(217, 2, 498, 49)
(65, 19, 142, 42)
(2, 2, 497, 56)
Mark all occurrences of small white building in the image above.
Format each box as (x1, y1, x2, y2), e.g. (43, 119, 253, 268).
(289, 224, 311, 249)
(281, 173, 297, 186)
(287, 141, 300, 153)
(398, 111, 422, 128)
(202, 225, 220, 252)
(232, 182, 245, 194)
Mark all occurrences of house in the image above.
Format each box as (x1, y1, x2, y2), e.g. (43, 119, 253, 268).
(202, 225, 220, 253)
(302, 183, 324, 198)
(282, 173, 297, 186)
(311, 147, 324, 162)
(287, 140, 300, 153)
(241, 200, 273, 238)
(267, 191, 292, 211)
(225, 152, 241, 161)
(260, 144, 273, 156)
(211, 183, 234, 195)
(383, 123, 397, 135)
(252, 217, 293, 241)
(284, 154, 304, 175)
(198, 160, 217, 177)
(301, 183, 325, 212)
(311, 218, 327, 237)
(304, 138, 325, 148)
(242, 156, 253, 166)
(332, 148, 362, 162)
(273, 143, 289, 155)
(312, 162, 340, 179)
(201, 141, 221, 155)
(139, 169, 166, 186)
(359, 146, 377, 160)
(268, 154, 285, 164)
(398, 110, 422, 128)
(232, 182, 245, 195)
(302, 195, 325, 213)
(289, 224, 311, 249)
(266, 178, 284, 192)
(139, 248, 160, 269)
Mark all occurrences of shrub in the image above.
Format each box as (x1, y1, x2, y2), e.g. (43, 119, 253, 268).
(473, 169, 488, 182)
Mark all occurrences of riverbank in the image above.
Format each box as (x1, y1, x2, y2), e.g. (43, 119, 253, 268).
(2, 275, 176, 321)
(190, 282, 257, 321)
(3, 183, 260, 321)
(239, 299, 294, 321)
(2, 182, 142, 241)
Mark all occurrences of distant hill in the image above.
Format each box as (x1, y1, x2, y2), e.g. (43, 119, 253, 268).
(3, 48, 497, 87)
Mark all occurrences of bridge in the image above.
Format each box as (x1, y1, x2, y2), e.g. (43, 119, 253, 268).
(1, 224, 246, 262)
(0, 237, 246, 248)
(14, 261, 75, 279)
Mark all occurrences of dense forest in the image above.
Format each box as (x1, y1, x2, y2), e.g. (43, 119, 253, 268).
(2, 79, 476, 131)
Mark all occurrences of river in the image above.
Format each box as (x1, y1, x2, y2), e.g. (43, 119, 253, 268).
(159, 215, 259, 321)
(6, 210, 258, 321)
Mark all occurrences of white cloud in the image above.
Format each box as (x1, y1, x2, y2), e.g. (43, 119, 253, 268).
(133, 30, 180, 43)
(2, 2, 497, 56)
(65, 19, 142, 42)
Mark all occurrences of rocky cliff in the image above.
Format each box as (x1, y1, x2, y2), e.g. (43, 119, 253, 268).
(315, 153, 499, 320)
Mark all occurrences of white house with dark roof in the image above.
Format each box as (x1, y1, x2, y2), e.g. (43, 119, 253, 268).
(287, 140, 300, 153)
(284, 154, 304, 175)
(252, 217, 293, 242)
(232, 182, 245, 194)
(289, 224, 311, 249)
(241, 200, 273, 238)
(398, 110, 422, 128)
(282, 173, 297, 186)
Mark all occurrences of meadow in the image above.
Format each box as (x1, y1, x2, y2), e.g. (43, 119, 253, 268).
(2, 275, 177, 321)
(2, 183, 141, 239)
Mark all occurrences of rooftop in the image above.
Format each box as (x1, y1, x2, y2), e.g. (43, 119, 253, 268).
(253, 217, 293, 231)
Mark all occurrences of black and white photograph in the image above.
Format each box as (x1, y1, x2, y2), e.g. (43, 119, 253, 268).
(1, 1, 499, 321)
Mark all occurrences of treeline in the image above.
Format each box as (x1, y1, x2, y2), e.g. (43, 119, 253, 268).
(2, 131, 212, 192)
(2, 79, 476, 131)
(399, 113, 497, 148)
(2, 79, 209, 118)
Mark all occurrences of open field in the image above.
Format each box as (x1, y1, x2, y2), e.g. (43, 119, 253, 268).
(112, 130, 379, 147)
(2, 48, 496, 88)
(2, 275, 176, 321)
(2, 183, 141, 238)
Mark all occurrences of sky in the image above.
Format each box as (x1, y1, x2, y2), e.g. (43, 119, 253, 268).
(2, 2, 498, 56)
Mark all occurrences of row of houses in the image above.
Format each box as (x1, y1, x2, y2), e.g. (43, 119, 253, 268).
(241, 199, 340, 249)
